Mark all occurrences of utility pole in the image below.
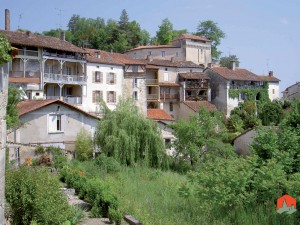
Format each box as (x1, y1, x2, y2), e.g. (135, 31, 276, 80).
(0, 62, 9, 225)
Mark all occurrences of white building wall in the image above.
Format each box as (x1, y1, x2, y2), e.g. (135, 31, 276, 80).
(268, 82, 280, 101)
(126, 47, 183, 61)
(84, 63, 124, 113)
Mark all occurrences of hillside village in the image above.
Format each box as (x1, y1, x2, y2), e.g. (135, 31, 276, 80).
(1, 7, 300, 225)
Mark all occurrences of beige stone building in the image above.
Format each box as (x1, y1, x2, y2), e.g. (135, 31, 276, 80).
(126, 34, 212, 67)
(282, 82, 300, 100)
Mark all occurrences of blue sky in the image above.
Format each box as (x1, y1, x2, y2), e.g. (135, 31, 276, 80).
(1, 0, 299, 92)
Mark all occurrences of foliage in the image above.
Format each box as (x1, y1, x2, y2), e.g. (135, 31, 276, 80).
(6, 85, 22, 129)
(170, 107, 226, 167)
(95, 97, 166, 168)
(35, 146, 45, 154)
(228, 83, 269, 102)
(196, 20, 225, 59)
(258, 100, 284, 125)
(0, 34, 12, 64)
(5, 166, 75, 225)
(226, 114, 244, 133)
(156, 18, 174, 45)
(219, 54, 240, 68)
(95, 154, 121, 174)
(42, 29, 74, 42)
(75, 128, 93, 161)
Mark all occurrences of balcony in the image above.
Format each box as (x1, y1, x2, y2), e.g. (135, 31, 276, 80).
(185, 80, 208, 89)
(10, 71, 40, 78)
(185, 95, 207, 101)
(230, 84, 264, 89)
(18, 49, 39, 57)
(44, 73, 86, 85)
(46, 96, 82, 105)
(43, 51, 83, 60)
(160, 93, 179, 100)
(145, 79, 158, 86)
(147, 94, 159, 100)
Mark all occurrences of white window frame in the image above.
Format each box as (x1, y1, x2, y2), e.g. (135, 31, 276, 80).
(48, 114, 64, 133)
(163, 72, 169, 82)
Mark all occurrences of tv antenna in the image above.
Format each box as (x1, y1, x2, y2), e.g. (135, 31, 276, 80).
(55, 8, 64, 29)
(18, 13, 23, 30)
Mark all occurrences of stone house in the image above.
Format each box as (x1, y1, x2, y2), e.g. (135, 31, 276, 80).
(84, 49, 147, 115)
(282, 82, 300, 100)
(258, 71, 280, 101)
(204, 62, 276, 117)
(178, 101, 217, 121)
(7, 99, 99, 151)
(126, 34, 212, 67)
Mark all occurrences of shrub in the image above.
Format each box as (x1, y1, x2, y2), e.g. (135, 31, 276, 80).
(5, 166, 74, 225)
(95, 154, 121, 173)
(75, 128, 93, 161)
(35, 146, 45, 154)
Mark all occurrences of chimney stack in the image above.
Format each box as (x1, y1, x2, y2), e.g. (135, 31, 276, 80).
(5, 9, 10, 31)
(229, 60, 236, 70)
(60, 31, 65, 41)
(268, 71, 273, 77)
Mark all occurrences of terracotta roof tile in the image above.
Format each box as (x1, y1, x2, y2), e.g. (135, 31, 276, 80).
(17, 99, 98, 119)
(147, 109, 175, 121)
(173, 33, 211, 42)
(178, 72, 209, 80)
(9, 77, 40, 83)
(183, 101, 216, 112)
(85, 48, 145, 65)
(258, 75, 280, 82)
(0, 30, 85, 53)
(209, 67, 261, 81)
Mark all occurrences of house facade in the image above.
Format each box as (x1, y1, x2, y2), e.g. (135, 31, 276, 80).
(258, 71, 280, 101)
(282, 82, 300, 100)
(126, 34, 212, 67)
(8, 99, 99, 151)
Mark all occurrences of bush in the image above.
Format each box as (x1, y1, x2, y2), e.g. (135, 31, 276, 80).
(95, 154, 121, 173)
(5, 166, 75, 225)
(75, 128, 93, 161)
(35, 146, 45, 154)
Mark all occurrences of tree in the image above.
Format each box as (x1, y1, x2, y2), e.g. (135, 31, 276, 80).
(67, 14, 80, 34)
(258, 100, 284, 126)
(156, 18, 174, 45)
(196, 20, 225, 59)
(43, 29, 74, 42)
(0, 34, 12, 65)
(6, 86, 22, 129)
(95, 98, 166, 168)
(75, 128, 93, 161)
(219, 54, 240, 68)
(118, 9, 129, 31)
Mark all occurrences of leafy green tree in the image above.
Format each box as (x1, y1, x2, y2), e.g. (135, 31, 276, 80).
(43, 29, 74, 42)
(219, 54, 240, 68)
(0, 34, 12, 64)
(118, 9, 129, 31)
(172, 29, 188, 39)
(196, 20, 225, 59)
(68, 14, 80, 34)
(95, 98, 165, 168)
(258, 100, 284, 125)
(6, 86, 22, 129)
(75, 128, 93, 161)
(156, 18, 174, 45)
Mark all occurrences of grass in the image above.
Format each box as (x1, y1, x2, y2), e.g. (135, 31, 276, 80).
(70, 159, 299, 225)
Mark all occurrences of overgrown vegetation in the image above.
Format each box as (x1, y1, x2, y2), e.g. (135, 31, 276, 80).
(6, 85, 22, 129)
(75, 128, 93, 161)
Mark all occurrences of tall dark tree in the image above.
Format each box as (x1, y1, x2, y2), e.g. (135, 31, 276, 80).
(67, 14, 80, 34)
(196, 20, 225, 59)
(118, 9, 129, 31)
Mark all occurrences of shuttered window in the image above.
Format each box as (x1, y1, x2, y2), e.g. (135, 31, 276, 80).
(107, 91, 116, 103)
(107, 72, 116, 84)
(92, 91, 103, 103)
(92, 71, 103, 83)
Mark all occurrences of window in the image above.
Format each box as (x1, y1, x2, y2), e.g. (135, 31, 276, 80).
(133, 91, 138, 100)
(49, 114, 63, 133)
(93, 71, 103, 83)
(107, 91, 116, 103)
(169, 102, 173, 112)
(161, 51, 165, 57)
(148, 51, 152, 55)
(165, 68, 168, 71)
(133, 78, 138, 87)
(163, 72, 169, 81)
(35, 92, 40, 96)
(92, 91, 103, 103)
(176, 52, 179, 57)
(190, 69, 193, 73)
(107, 72, 116, 84)
(132, 65, 138, 72)
(272, 89, 275, 94)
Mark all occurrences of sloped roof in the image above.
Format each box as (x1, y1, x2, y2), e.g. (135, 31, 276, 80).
(85, 48, 145, 65)
(179, 72, 210, 80)
(147, 109, 175, 121)
(0, 30, 85, 53)
(142, 59, 204, 68)
(209, 67, 261, 81)
(183, 101, 216, 112)
(17, 99, 98, 119)
(173, 33, 211, 42)
(258, 75, 280, 82)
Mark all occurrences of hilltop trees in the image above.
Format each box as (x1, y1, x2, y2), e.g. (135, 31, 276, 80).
(219, 54, 240, 68)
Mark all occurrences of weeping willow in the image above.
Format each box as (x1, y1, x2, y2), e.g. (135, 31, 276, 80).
(95, 98, 166, 168)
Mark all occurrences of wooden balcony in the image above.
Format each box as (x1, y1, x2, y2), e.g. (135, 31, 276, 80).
(185, 80, 208, 89)
(147, 94, 159, 100)
(145, 79, 158, 86)
(10, 71, 40, 78)
(185, 95, 207, 101)
(18, 49, 39, 57)
(46, 96, 82, 104)
(160, 93, 179, 100)
(44, 73, 86, 85)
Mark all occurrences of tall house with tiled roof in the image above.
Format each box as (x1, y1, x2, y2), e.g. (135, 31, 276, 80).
(85, 49, 147, 115)
(1, 13, 87, 105)
(258, 71, 280, 101)
(126, 34, 212, 67)
(205, 62, 269, 117)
